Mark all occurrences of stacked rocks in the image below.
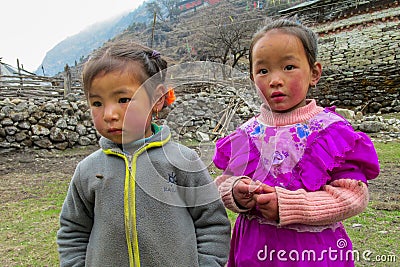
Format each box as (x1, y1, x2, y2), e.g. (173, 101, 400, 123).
(1, 85, 399, 151)
(0, 95, 98, 151)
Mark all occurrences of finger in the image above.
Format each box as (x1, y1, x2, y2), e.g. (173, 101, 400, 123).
(248, 181, 263, 193)
(258, 184, 276, 193)
(256, 204, 272, 217)
(246, 199, 257, 208)
(234, 181, 250, 193)
(238, 199, 256, 209)
(242, 179, 263, 187)
(255, 193, 274, 205)
(240, 178, 255, 186)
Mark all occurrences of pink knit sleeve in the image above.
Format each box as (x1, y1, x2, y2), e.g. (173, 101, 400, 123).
(215, 175, 251, 213)
(276, 179, 369, 226)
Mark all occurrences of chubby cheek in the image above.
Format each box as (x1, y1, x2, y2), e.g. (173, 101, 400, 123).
(123, 106, 153, 139)
(288, 75, 308, 98)
(124, 114, 148, 133)
(90, 109, 104, 131)
(254, 79, 269, 102)
(288, 79, 301, 94)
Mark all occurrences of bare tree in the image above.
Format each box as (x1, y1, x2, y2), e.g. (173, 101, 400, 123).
(195, 2, 263, 69)
(145, 2, 164, 22)
(145, 0, 180, 22)
(160, 0, 180, 21)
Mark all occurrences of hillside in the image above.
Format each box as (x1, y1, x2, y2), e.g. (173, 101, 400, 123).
(36, 1, 151, 76)
(115, 0, 299, 65)
(40, 0, 304, 77)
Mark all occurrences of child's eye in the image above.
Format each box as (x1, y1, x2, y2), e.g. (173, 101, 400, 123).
(258, 69, 268, 75)
(91, 101, 102, 107)
(119, 98, 131, 104)
(285, 65, 295, 71)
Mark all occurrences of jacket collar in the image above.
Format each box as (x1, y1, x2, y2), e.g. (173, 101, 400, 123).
(99, 124, 171, 154)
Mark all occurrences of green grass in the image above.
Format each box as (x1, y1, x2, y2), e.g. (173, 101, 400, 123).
(374, 142, 400, 164)
(348, 142, 399, 265)
(0, 142, 398, 266)
(344, 208, 399, 266)
(381, 112, 400, 121)
(0, 173, 69, 266)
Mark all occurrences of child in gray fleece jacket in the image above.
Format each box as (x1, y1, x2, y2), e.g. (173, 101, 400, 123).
(56, 40, 231, 267)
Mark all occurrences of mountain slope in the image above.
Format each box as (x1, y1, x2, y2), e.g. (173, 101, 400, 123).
(36, 2, 151, 76)
(41, 0, 303, 77)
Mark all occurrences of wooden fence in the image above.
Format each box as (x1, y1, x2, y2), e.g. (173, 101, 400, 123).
(0, 66, 83, 100)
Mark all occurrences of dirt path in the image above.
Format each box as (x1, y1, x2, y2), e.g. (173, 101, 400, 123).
(0, 146, 98, 204)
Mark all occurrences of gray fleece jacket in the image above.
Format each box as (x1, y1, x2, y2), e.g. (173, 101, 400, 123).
(57, 125, 231, 267)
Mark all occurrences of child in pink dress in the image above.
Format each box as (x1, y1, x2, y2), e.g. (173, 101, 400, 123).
(213, 18, 380, 266)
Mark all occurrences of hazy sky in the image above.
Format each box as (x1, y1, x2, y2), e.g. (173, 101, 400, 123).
(1, 0, 145, 72)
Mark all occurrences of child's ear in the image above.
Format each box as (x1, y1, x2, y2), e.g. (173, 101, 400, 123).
(152, 84, 166, 112)
(310, 62, 322, 86)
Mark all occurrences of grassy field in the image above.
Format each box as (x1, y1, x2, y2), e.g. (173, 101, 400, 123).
(1, 173, 68, 266)
(0, 142, 399, 266)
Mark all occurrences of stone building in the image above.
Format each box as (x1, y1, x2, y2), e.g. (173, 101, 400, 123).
(281, 0, 400, 113)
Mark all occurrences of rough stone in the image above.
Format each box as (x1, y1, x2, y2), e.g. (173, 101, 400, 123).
(50, 127, 66, 142)
(31, 125, 50, 136)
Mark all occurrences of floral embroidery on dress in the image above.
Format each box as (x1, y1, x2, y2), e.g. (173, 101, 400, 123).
(250, 123, 265, 136)
(290, 124, 308, 151)
(272, 150, 287, 166)
(234, 111, 346, 188)
(309, 118, 324, 131)
(297, 123, 310, 138)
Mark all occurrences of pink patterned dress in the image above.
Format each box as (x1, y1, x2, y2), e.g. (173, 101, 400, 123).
(213, 100, 380, 266)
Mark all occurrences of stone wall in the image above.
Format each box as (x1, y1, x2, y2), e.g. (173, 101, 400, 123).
(165, 83, 400, 144)
(280, 0, 394, 23)
(312, 6, 400, 114)
(0, 95, 98, 151)
(1, 82, 399, 151)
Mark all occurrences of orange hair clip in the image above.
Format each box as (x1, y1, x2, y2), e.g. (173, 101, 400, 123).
(165, 87, 176, 106)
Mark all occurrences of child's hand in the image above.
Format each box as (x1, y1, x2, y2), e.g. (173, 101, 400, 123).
(255, 184, 279, 222)
(232, 178, 262, 210)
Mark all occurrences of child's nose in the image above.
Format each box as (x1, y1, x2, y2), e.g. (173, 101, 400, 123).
(269, 72, 283, 87)
(103, 105, 119, 122)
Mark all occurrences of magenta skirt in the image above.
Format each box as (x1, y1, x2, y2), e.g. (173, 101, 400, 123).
(228, 214, 355, 267)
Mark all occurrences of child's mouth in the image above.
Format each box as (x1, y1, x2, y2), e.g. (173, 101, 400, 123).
(271, 92, 286, 101)
(271, 92, 285, 98)
(108, 128, 123, 135)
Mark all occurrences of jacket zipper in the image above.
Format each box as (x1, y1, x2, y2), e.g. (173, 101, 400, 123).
(103, 133, 171, 267)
